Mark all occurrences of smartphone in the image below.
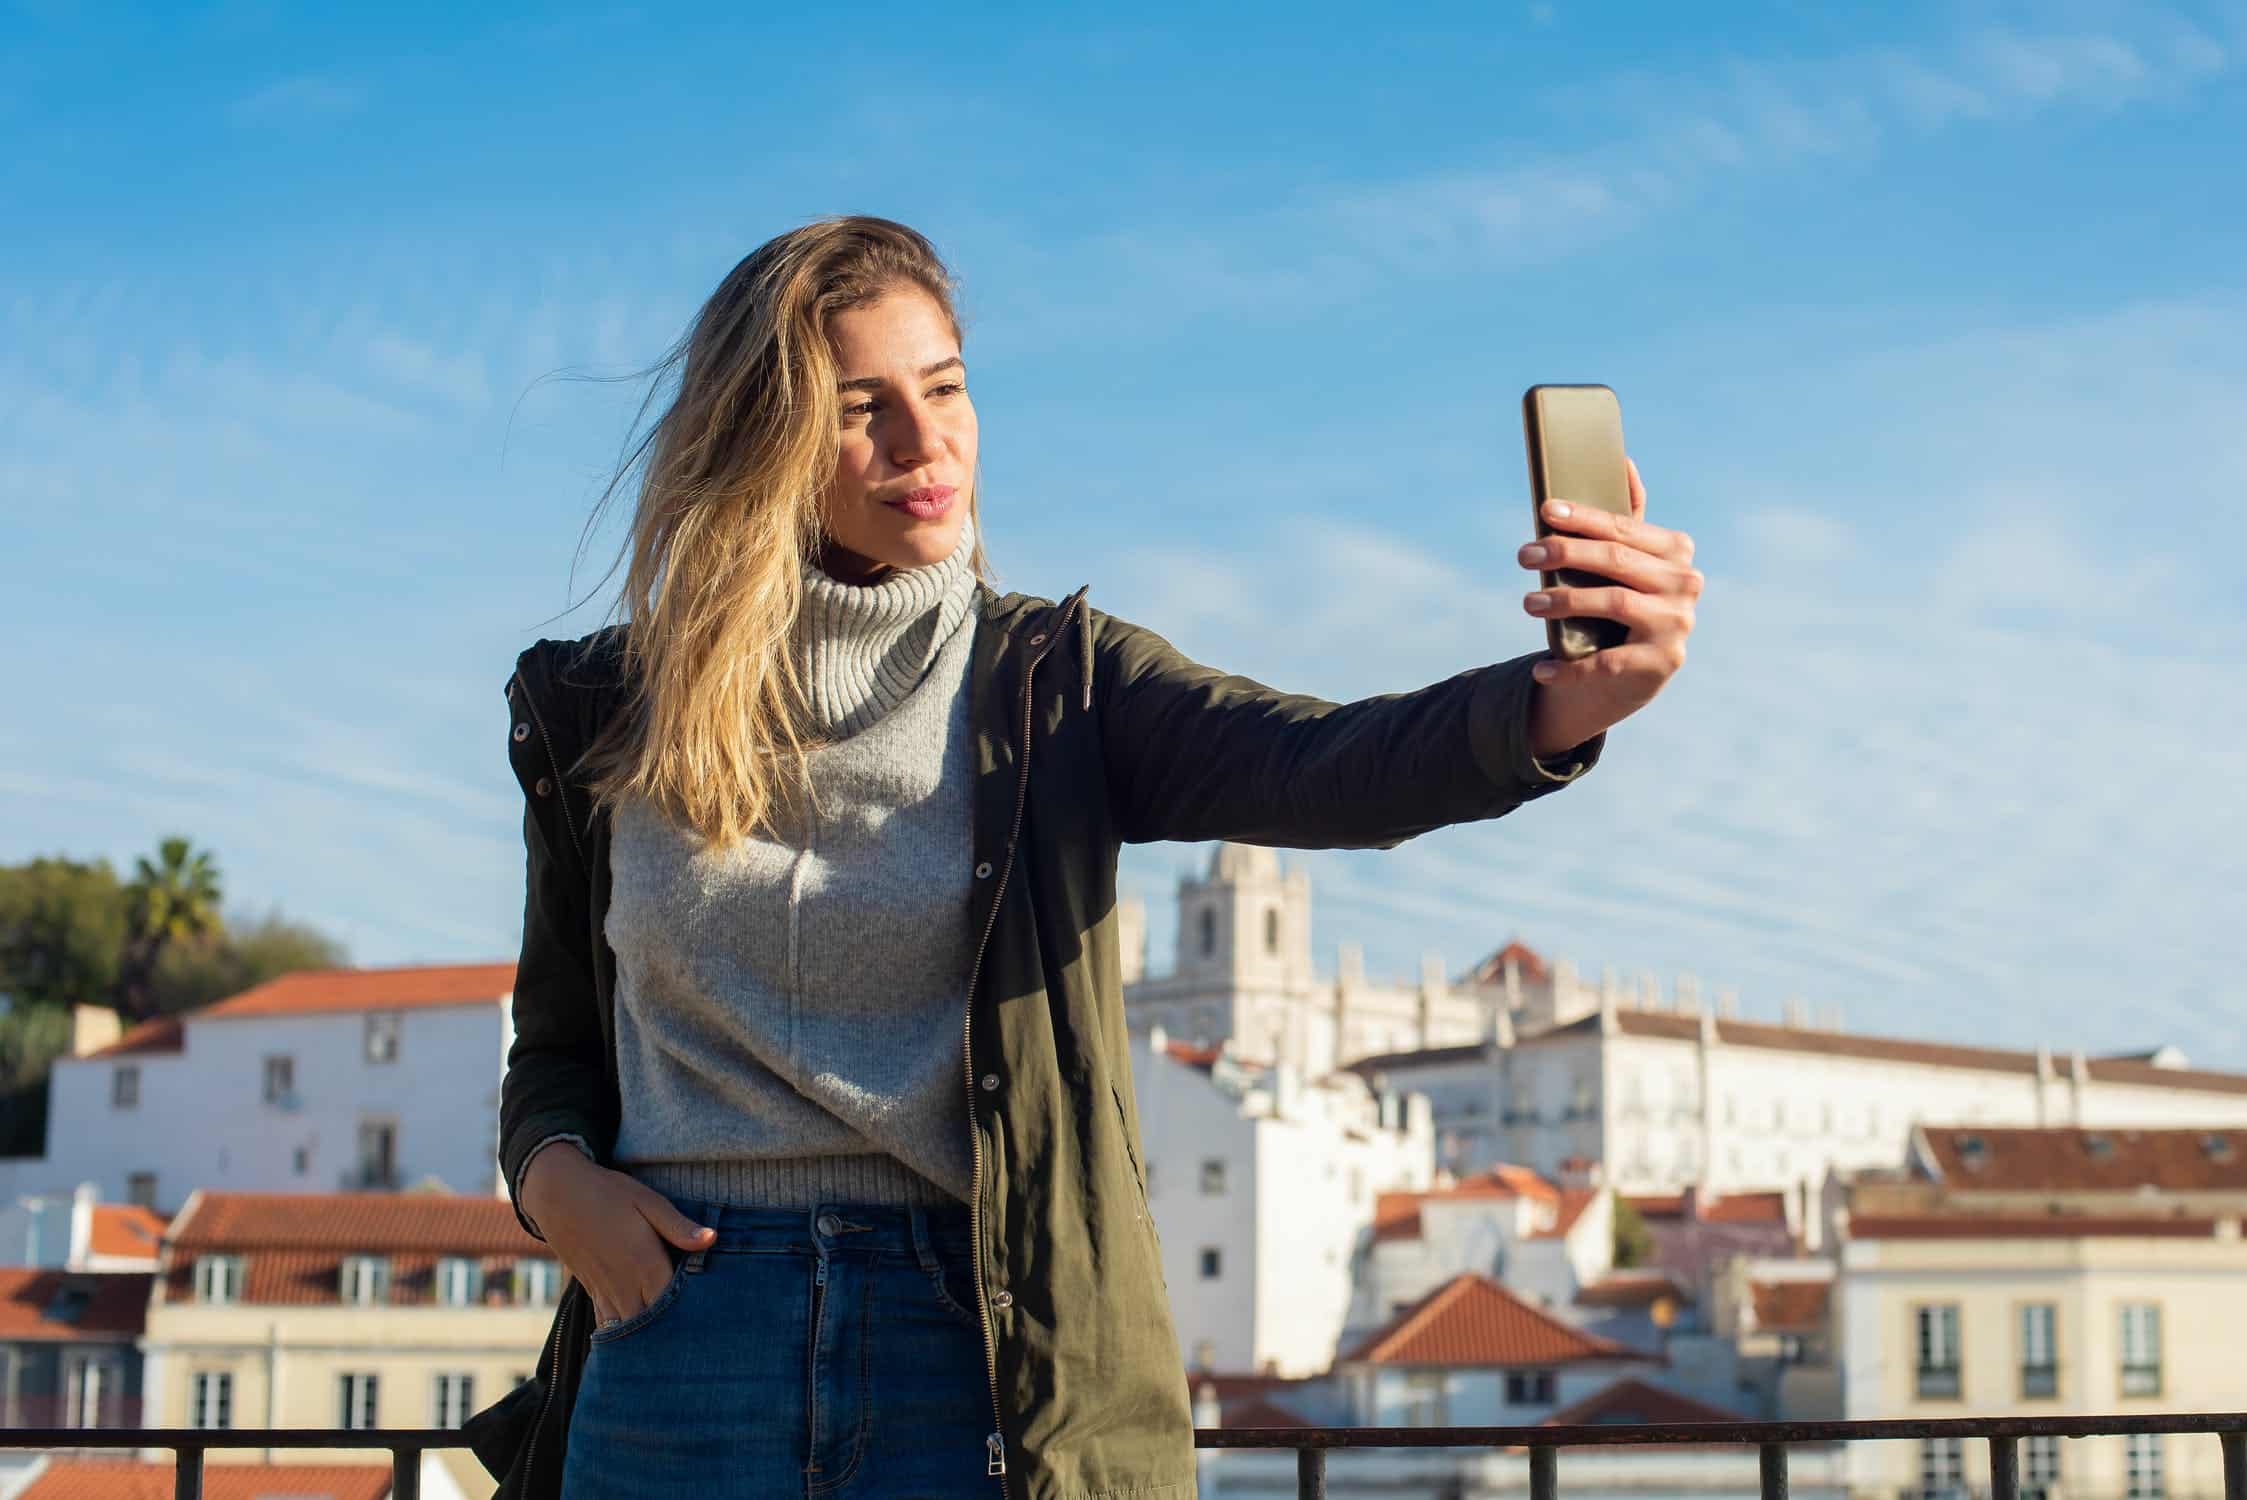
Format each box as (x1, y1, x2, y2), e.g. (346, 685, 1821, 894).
(1522, 383, 1633, 660)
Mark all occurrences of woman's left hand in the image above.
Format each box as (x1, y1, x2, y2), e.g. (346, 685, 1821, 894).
(1519, 457, 1700, 759)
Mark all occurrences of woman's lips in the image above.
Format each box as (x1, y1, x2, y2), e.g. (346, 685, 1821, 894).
(887, 485, 956, 520)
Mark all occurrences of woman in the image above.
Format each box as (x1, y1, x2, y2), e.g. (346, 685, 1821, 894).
(472, 216, 1699, 1500)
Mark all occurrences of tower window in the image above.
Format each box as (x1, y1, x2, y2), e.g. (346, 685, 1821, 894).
(1265, 908, 1279, 955)
(1199, 908, 1216, 957)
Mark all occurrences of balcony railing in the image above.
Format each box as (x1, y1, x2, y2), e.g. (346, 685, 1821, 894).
(0, 1412, 2241, 1500)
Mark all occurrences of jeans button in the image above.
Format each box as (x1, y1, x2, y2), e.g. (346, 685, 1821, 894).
(991, 1290, 1013, 1310)
(816, 1212, 840, 1235)
(981, 1073, 1000, 1092)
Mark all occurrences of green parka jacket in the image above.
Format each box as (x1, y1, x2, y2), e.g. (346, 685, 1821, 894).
(474, 579, 1603, 1500)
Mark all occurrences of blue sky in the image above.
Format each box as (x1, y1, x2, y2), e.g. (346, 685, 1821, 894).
(6, 2, 2243, 1066)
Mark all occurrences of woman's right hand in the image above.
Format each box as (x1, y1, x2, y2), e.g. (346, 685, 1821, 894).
(519, 1143, 716, 1328)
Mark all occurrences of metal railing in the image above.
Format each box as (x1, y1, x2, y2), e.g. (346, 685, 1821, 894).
(0, 1412, 2240, 1499)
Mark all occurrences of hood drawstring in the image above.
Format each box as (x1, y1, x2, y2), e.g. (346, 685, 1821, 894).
(1078, 588, 1093, 710)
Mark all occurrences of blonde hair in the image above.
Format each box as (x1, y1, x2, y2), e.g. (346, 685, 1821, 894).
(574, 215, 997, 849)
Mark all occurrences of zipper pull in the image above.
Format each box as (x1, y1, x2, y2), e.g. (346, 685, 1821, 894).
(986, 1430, 1008, 1475)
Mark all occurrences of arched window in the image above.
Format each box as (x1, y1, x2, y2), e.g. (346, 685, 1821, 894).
(1199, 908, 1217, 957)
(1264, 908, 1280, 955)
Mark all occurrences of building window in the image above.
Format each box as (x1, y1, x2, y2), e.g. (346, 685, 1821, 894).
(2119, 1303, 2162, 1396)
(1198, 909, 1216, 958)
(293, 1146, 310, 1176)
(1402, 1371, 1448, 1426)
(1199, 1158, 1225, 1195)
(436, 1257, 483, 1307)
(339, 1372, 380, 1431)
(125, 1172, 158, 1209)
(111, 1066, 139, 1110)
(2022, 1436, 2061, 1500)
(2019, 1303, 2058, 1398)
(1919, 1438, 1966, 1500)
(194, 1255, 243, 1304)
(432, 1372, 475, 1427)
(365, 1011, 401, 1063)
(355, 1118, 398, 1189)
(512, 1258, 560, 1307)
(1199, 1247, 1222, 1280)
(63, 1354, 119, 1427)
(2125, 1434, 2164, 1500)
(1264, 908, 1279, 955)
(1504, 1370, 1556, 1405)
(262, 1054, 295, 1105)
(1915, 1304, 1961, 1398)
(191, 1371, 232, 1429)
(340, 1255, 390, 1307)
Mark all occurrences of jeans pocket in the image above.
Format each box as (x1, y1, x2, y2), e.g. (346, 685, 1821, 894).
(920, 1253, 983, 1331)
(588, 1247, 696, 1347)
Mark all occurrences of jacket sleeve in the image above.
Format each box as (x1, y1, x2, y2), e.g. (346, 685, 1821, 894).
(1090, 604, 1603, 851)
(498, 678, 617, 1242)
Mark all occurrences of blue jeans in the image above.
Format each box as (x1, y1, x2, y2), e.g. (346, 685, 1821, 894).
(559, 1194, 1003, 1499)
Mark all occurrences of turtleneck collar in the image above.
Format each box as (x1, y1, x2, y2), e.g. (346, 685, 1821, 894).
(791, 512, 979, 740)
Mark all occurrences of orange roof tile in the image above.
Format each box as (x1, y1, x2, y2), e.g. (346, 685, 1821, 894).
(1749, 1280, 1831, 1333)
(80, 1016, 183, 1060)
(198, 963, 513, 1021)
(169, 1192, 541, 1256)
(1371, 1191, 1423, 1244)
(1342, 1273, 1645, 1367)
(1531, 1188, 1599, 1240)
(1369, 1166, 1562, 1245)
(1920, 1126, 2247, 1193)
(1162, 1040, 1226, 1070)
(1545, 1376, 1748, 1426)
(0, 1270, 151, 1341)
(20, 1461, 391, 1500)
(1467, 941, 1550, 985)
(1848, 1213, 2221, 1240)
(1574, 1270, 1694, 1308)
(87, 1204, 169, 1259)
(1702, 1192, 1789, 1224)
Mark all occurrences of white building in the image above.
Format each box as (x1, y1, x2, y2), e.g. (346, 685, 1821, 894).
(1129, 1024, 1434, 1378)
(15, 965, 515, 1215)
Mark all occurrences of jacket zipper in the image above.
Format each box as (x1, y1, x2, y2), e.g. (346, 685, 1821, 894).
(962, 590, 1086, 1484)
(521, 1280, 579, 1487)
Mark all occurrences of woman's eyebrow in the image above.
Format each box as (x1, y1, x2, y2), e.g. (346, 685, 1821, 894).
(837, 356, 964, 394)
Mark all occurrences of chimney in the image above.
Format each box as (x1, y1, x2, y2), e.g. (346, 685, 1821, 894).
(67, 1182, 98, 1269)
(1818, 1002, 1843, 1032)
(1601, 964, 1623, 1009)
(1783, 996, 1810, 1028)
(1717, 988, 1741, 1019)
(71, 1004, 123, 1058)
(1639, 971, 1663, 1011)
(1676, 971, 1702, 1016)
(1502, 954, 1525, 1014)
(1419, 951, 1447, 995)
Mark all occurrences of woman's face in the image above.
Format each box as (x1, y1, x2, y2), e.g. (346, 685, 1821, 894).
(816, 286, 978, 584)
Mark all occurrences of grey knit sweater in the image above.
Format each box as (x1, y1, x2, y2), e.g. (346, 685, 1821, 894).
(523, 516, 984, 1216)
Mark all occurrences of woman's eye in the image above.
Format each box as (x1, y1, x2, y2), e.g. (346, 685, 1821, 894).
(843, 383, 965, 419)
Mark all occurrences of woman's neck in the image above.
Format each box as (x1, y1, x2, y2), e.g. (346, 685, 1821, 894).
(814, 537, 896, 586)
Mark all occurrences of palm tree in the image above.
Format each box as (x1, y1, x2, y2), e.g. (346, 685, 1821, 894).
(111, 837, 223, 1022)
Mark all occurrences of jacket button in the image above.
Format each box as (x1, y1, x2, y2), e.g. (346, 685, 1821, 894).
(534, 778, 552, 797)
(974, 861, 993, 880)
(512, 723, 531, 743)
(1028, 632, 1046, 646)
(991, 1290, 1013, 1310)
(981, 1073, 1000, 1092)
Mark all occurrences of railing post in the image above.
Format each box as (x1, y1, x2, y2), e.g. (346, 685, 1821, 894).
(1989, 1435, 2018, 1500)
(175, 1445, 203, 1500)
(1531, 1444, 1557, 1500)
(1296, 1445, 1324, 1500)
(392, 1445, 421, 1500)
(1760, 1442, 1788, 1500)
(2223, 1431, 2244, 1500)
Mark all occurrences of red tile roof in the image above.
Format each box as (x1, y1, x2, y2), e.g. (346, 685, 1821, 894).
(160, 1192, 546, 1307)
(1749, 1280, 1831, 1333)
(1531, 1188, 1600, 1241)
(1221, 1395, 1315, 1429)
(1162, 1040, 1226, 1070)
(20, 1461, 391, 1500)
(80, 1016, 184, 1060)
(87, 1205, 169, 1259)
(1847, 1213, 2223, 1241)
(1919, 1126, 2247, 1193)
(1467, 941, 1550, 985)
(1545, 1376, 1748, 1427)
(1342, 1273, 1645, 1367)
(0, 1270, 152, 1341)
(1702, 1192, 1789, 1224)
(1369, 1167, 1562, 1244)
(196, 963, 513, 1021)
(1371, 1191, 1424, 1244)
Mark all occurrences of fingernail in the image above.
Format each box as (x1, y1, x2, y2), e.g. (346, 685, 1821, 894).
(1546, 500, 1571, 519)
(1520, 543, 1547, 564)
(1525, 592, 1551, 612)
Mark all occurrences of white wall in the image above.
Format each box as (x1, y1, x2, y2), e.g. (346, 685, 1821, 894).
(42, 1002, 507, 1213)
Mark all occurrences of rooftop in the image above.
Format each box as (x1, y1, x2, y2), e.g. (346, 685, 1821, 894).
(1748, 1279, 1832, 1333)
(1341, 1272, 1646, 1368)
(80, 964, 514, 1058)
(19, 1461, 391, 1500)
(0, 1270, 153, 1342)
(86, 1204, 169, 1260)
(1918, 1125, 2247, 1193)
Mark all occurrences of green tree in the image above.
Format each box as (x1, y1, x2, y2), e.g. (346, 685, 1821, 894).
(152, 905, 349, 1015)
(1612, 1194, 1656, 1269)
(111, 837, 223, 1022)
(0, 856, 126, 1011)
